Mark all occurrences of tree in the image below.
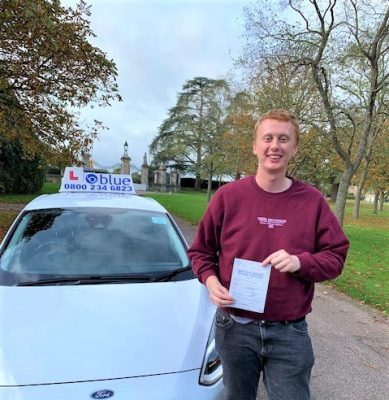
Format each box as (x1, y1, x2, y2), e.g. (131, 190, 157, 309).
(0, 0, 121, 163)
(222, 91, 257, 179)
(150, 77, 230, 195)
(362, 127, 389, 213)
(242, 0, 389, 225)
(351, 113, 387, 217)
(0, 136, 45, 194)
(289, 128, 344, 194)
(201, 80, 232, 200)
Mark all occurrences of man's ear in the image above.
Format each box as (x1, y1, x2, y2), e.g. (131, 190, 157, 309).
(252, 140, 257, 155)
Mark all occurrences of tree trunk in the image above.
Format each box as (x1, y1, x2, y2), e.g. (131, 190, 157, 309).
(335, 168, 354, 226)
(195, 145, 202, 190)
(195, 174, 201, 190)
(379, 189, 385, 212)
(373, 191, 379, 214)
(207, 172, 213, 203)
(330, 182, 339, 203)
(352, 163, 369, 219)
(352, 187, 361, 219)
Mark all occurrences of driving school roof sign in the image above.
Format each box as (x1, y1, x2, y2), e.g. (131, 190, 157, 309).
(60, 167, 136, 194)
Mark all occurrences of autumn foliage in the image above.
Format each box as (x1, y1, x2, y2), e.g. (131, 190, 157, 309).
(0, 0, 121, 166)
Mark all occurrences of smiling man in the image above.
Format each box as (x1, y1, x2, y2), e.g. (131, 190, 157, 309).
(188, 109, 350, 400)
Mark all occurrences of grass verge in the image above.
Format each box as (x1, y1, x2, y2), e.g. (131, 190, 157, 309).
(0, 182, 61, 239)
(0, 182, 60, 204)
(146, 191, 208, 224)
(0, 211, 18, 241)
(329, 225, 389, 314)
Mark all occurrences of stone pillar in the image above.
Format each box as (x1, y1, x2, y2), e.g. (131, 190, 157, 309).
(170, 170, 178, 192)
(154, 170, 160, 185)
(141, 153, 149, 189)
(81, 151, 94, 169)
(121, 141, 131, 175)
(159, 163, 167, 192)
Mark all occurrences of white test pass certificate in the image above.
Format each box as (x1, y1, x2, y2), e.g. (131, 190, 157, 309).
(229, 258, 271, 313)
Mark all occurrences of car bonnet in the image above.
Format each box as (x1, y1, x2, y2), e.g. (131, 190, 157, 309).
(0, 279, 215, 386)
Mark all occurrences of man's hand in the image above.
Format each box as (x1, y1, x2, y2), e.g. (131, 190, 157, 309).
(205, 275, 234, 307)
(262, 249, 301, 273)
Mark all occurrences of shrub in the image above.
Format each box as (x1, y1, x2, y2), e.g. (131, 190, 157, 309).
(0, 137, 45, 194)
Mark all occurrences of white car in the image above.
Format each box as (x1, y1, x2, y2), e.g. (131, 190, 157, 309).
(0, 168, 223, 400)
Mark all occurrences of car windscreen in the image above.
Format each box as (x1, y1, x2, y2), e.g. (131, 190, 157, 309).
(0, 207, 191, 285)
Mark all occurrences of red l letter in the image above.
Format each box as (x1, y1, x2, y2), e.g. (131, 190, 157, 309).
(69, 171, 79, 181)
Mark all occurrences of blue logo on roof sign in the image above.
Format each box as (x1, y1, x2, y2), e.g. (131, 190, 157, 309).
(86, 173, 98, 184)
(91, 390, 114, 399)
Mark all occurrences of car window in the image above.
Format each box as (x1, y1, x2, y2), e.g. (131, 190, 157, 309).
(0, 207, 190, 285)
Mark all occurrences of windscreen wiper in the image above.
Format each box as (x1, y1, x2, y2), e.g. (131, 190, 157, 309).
(17, 274, 156, 286)
(152, 266, 192, 282)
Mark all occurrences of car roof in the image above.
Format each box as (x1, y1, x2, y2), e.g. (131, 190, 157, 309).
(24, 192, 167, 213)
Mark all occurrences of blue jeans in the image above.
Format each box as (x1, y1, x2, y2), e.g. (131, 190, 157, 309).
(215, 309, 314, 400)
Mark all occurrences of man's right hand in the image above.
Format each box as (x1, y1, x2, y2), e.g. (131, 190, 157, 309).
(205, 275, 234, 307)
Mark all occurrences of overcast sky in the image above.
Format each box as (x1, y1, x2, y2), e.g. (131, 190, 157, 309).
(63, 0, 248, 170)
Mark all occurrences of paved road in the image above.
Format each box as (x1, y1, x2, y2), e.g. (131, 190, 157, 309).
(174, 216, 389, 400)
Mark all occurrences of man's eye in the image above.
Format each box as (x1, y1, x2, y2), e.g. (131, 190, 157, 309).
(264, 137, 272, 142)
(280, 137, 288, 142)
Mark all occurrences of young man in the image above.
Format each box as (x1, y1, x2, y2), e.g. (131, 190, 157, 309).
(188, 109, 349, 400)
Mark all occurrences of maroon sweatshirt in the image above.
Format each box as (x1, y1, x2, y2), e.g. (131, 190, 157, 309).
(188, 176, 350, 321)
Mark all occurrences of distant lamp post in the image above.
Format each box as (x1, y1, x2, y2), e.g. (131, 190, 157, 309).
(123, 141, 129, 156)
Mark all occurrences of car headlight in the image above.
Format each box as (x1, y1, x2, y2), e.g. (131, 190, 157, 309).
(199, 318, 223, 386)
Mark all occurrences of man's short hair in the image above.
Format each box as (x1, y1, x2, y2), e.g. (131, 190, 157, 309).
(253, 109, 300, 144)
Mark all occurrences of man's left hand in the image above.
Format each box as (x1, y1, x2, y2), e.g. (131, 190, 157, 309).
(262, 249, 301, 273)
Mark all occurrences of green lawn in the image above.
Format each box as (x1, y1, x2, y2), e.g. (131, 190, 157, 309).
(332, 225, 389, 313)
(1, 186, 388, 314)
(146, 191, 209, 224)
(0, 182, 60, 203)
(0, 182, 61, 238)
